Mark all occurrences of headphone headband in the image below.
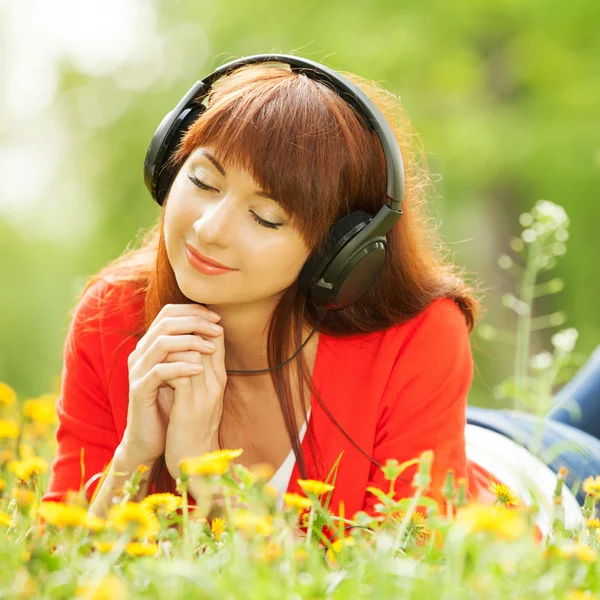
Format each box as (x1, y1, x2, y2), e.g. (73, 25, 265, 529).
(144, 54, 404, 211)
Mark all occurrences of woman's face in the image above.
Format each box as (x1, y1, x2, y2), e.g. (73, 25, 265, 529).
(164, 145, 312, 308)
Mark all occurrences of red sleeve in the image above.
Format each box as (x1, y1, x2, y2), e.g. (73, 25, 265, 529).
(43, 280, 119, 503)
(361, 298, 473, 518)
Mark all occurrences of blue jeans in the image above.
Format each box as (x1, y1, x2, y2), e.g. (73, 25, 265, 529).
(466, 345, 600, 505)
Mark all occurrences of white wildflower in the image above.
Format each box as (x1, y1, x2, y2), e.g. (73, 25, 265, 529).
(551, 328, 578, 353)
(529, 352, 553, 371)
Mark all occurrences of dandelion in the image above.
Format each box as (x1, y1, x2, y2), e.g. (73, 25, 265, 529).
(0, 383, 16, 407)
(297, 479, 335, 496)
(0, 450, 14, 464)
(232, 510, 273, 537)
(557, 542, 597, 563)
(488, 481, 521, 507)
(0, 511, 13, 527)
(283, 493, 313, 512)
(12, 488, 36, 508)
(199, 448, 244, 462)
(7, 456, 48, 481)
(76, 574, 127, 600)
(326, 536, 356, 563)
(93, 541, 115, 553)
(83, 515, 106, 531)
(179, 456, 230, 477)
(565, 592, 596, 600)
(211, 516, 225, 541)
(125, 542, 159, 557)
(23, 396, 57, 425)
(38, 502, 88, 528)
(582, 476, 600, 496)
(587, 518, 600, 529)
(259, 541, 282, 561)
(455, 503, 527, 541)
(141, 493, 183, 517)
(389, 509, 431, 543)
(107, 502, 160, 539)
(0, 420, 19, 439)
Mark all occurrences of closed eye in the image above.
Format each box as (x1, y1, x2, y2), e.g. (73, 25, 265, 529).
(187, 174, 283, 230)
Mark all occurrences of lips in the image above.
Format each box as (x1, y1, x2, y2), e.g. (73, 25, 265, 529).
(185, 244, 235, 270)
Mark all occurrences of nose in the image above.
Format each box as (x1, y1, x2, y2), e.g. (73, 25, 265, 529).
(192, 195, 234, 244)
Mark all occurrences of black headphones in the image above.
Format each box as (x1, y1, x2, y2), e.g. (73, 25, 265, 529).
(143, 54, 405, 316)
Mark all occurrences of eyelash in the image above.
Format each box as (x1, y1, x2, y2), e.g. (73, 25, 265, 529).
(187, 174, 283, 230)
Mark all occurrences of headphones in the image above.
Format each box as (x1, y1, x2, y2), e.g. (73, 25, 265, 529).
(143, 54, 405, 316)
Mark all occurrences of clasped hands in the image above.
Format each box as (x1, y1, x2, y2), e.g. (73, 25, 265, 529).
(159, 306, 227, 481)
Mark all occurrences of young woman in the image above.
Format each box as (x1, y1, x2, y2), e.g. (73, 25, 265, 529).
(41, 55, 586, 536)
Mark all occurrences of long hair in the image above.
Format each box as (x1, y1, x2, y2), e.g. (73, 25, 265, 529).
(80, 60, 482, 492)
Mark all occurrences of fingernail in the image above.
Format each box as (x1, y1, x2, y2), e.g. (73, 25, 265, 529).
(209, 323, 223, 333)
(204, 340, 217, 350)
(207, 312, 221, 322)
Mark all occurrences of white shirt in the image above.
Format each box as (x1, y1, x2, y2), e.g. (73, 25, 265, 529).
(268, 408, 311, 510)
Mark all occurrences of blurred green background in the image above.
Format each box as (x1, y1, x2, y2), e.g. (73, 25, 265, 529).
(1, 0, 598, 408)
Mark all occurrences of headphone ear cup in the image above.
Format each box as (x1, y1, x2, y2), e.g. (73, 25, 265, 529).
(298, 210, 374, 305)
(154, 104, 206, 205)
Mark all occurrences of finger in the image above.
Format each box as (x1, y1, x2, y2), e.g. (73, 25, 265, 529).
(209, 330, 226, 386)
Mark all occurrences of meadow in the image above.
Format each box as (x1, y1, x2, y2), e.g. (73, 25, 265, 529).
(1, 200, 599, 600)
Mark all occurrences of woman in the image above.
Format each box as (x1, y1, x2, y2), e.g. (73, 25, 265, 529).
(41, 55, 580, 536)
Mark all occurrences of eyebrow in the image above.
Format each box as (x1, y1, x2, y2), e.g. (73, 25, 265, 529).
(196, 149, 277, 202)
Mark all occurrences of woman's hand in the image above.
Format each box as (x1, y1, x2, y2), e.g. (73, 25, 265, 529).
(121, 303, 223, 468)
(163, 321, 227, 479)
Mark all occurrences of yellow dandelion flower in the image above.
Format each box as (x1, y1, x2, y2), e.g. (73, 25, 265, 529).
(83, 515, 106, 531)
(0, 450, 14, 464)
(558, 542, 598, 563)
(455, 503, 527, 541)
(259, 541, 282, 561)
(211, 517, 225, 541)
(76, 573, 127, 600)
(23, 396, 57, 425)
(94, 541, 115, 553)
(232, 510, 273, 537)
(7, 456, 48, 481)
(326, 536, 356, 562)
(297, 479, 335, 496)
(125, 542, 159, 556)
(0, 383, 16, 406)
(488, 482, 521, 507)
(0, 420, 19, 439)
(38, 502, 88, 528)
(141, 493, 182, 517)
(179, 456, 230, 477)
(566, 592, 597, 600)
(0, 511, 13, 527)
(107, 502, 160, 539)
(583, 476, 600, 495)
(12, 488, 36, 507)
(0, 479, 4, 492)
(283, 493, 313, 511)
(199, 448, 244, 462)
(587, 518, 600, 529)
(390, 509, 431, 543)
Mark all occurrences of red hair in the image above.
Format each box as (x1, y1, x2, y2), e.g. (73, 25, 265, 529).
(78, 61, 482, 492)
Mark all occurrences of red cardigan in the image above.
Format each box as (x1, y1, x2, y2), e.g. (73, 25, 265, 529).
(43, 278, 496, 517)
